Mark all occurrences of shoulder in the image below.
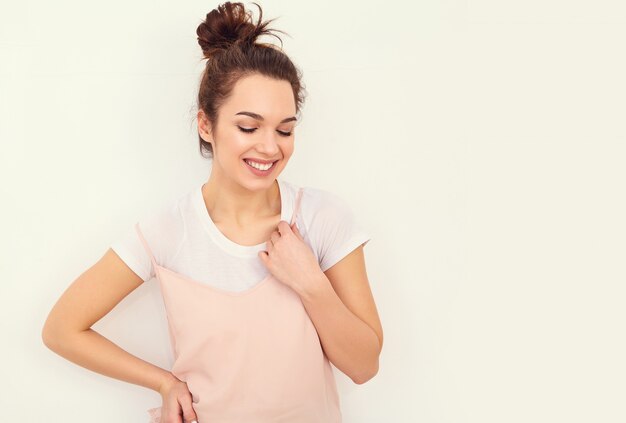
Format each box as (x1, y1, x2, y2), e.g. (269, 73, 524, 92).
(139, 191, 189, 263)
(299, 185, 357, 225)
(297, 185, 371, 272)
(112, 189, 190, 281)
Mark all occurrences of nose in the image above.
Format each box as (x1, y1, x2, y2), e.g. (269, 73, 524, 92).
(255, 131, 281, 155)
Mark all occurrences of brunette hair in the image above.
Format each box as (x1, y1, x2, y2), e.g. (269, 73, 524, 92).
(195, 1, 306, 159)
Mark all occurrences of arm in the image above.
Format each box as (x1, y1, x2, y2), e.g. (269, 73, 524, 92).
(41, 248, 177, 394)
(298, 245, 383, 385)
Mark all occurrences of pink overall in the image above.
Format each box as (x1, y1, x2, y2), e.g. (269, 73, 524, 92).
(135, 187, 342, 422)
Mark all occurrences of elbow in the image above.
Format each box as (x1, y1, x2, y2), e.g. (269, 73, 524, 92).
(352, 359, 380, 385)
(41, 315, 69, 351)
(41, 321, 59, 351)
(353, 341, 382, 385)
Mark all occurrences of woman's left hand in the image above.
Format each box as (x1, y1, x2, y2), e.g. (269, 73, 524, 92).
(258, 221, 322, 296)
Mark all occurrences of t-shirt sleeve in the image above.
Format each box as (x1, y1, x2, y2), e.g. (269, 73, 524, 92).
(110, 200, 185, 283)
(304, 188, 371, 273)
(110, 222, 155, 282)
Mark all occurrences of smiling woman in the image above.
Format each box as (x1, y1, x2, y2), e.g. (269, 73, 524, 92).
(198, 72, 298, 192)
(41, 2, 381, 423)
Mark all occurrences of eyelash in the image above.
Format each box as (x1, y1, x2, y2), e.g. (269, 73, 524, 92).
(238, 126, 292, 137)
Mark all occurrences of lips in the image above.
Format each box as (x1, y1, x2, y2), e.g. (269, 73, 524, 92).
(243, 158, 279, 164)
(243, 158, 277, 176)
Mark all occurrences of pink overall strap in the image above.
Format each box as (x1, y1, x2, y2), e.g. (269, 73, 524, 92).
(289, 187, 304, 226)
(134, 222, 158, 271)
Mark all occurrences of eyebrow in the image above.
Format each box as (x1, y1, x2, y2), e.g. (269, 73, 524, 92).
(235, 111, 297, 123)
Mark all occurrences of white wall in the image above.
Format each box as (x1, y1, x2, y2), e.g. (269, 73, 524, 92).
(1, 0, 625, 421)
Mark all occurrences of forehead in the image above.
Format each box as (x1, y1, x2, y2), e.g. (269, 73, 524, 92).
(222, 73, 296, 119)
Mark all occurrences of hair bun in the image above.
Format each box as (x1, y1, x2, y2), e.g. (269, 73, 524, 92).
(196, 1, 283, 59)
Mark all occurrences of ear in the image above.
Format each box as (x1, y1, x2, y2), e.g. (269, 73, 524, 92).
(197, 110, 213, 143)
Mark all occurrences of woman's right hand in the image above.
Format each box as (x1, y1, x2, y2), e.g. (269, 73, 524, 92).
(158, 374, 199, 423)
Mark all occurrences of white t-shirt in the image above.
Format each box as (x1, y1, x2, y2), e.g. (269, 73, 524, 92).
(110, 177, 371, 293)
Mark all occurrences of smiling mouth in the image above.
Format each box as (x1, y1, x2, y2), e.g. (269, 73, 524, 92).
(243, 159, 278, 172)
(243, 158, 280, 164)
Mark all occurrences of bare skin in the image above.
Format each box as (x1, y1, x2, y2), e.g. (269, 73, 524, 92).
(201, 179, 282, 247)
(41, 72, 297, 423)
(198, 73, 297, 245)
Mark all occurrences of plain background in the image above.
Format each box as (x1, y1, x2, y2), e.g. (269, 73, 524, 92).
(1, 0, 625, 421)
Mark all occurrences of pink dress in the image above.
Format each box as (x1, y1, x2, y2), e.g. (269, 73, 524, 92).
(136, 186, 342, 422)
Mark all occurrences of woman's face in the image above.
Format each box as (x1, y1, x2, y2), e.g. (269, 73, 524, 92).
(199, 73, 297, 190)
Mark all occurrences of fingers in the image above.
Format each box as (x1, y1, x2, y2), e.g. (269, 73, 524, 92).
(277, 220, 291, 235)
(161, 398, 182, 423)
(291, 222, 302, 239)
(180, 394, 198, 423)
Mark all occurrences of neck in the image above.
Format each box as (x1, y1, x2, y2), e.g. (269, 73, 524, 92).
(202, 175, 281, 227)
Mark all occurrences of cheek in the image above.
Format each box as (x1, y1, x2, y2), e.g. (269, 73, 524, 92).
(283, 143, 295, 158)
(225, 134, 250, 155)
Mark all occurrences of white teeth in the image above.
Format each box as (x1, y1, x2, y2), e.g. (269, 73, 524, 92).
(245, 159, 275, 171)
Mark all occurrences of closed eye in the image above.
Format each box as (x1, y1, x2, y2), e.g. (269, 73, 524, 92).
(238, 126, 292, 137)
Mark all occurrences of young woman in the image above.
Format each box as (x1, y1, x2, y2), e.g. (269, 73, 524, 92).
(42, 2, 383, 422)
